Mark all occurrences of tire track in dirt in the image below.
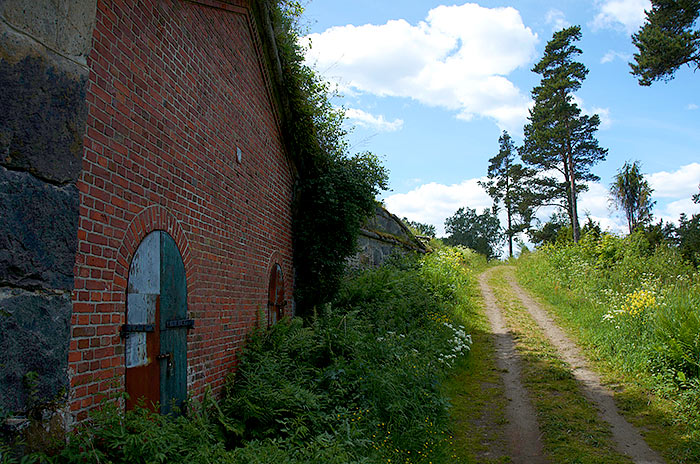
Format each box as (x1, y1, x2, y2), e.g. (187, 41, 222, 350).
(478, 268, 548, 464)
(504, 270, 665, 464)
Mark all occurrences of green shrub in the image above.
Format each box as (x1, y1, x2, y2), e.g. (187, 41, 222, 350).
(221, 250, 477, 462)
(36, 247, 479, 464)
(517, 234, 700, 459)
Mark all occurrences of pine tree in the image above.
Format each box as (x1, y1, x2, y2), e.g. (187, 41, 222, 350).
(631, 0, 700, 86)
(521, 26, 608, 243)
(479, 131, 532, 257)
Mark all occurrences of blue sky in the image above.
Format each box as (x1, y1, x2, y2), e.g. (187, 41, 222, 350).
(300, 0, 700, 238)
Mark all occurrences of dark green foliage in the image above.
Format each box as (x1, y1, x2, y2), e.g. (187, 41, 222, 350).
(41, 399, 233, 464)
(631, 0, 700, 85)
(521, 26, 608, 242)
(610, 160, 655, 233)
(221, 254, 475, 461)
(673, 213, 700, 266)
(479, 130, 533, 257)
(403, 218, 437, 238)
(37, 250, 478, 464)
(581, 216, 602, 240)
(445, 207, 503, 259)
(528, 212, 572, 246)
(292, 150, 388, 312)
(262, 1, 389, 314)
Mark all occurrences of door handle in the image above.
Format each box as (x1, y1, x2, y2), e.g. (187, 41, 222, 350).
(156, 352, 173, 373)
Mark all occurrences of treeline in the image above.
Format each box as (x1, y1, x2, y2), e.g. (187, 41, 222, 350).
(429, 2, 700, 261)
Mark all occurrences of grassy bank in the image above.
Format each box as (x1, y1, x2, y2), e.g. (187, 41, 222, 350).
(488, 267, 631, 464)
(442, 279, 510, 464)
(516, 233, 700, 462)
(9, 247, 484, 464)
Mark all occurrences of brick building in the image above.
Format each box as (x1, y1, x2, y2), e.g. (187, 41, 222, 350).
(1, 0, 296, 429)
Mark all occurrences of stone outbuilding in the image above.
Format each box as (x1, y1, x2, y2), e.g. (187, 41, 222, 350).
(1, 0, 296, 431)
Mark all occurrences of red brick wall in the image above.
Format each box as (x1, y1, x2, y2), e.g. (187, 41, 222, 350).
(69, 0, 295, 422)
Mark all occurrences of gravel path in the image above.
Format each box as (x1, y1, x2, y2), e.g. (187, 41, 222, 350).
(504, 270, 665, 464)
(478, 268, 548, 464)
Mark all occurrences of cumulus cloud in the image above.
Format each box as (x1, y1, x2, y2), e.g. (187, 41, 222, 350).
(687, 103, 699, 110)
(647, 163, 700, 199)
(545, 9, 570, 31)
(601, 50, 631, 64)
(579, 182, 628, 233)
(383, 177, 626, 238)
(661, 198, 700, 221)
(344, 108, 404, 132)
(384, 178, 492, 236)
(302, 3, 538, 132)
(592, 0, 651, 33)
(384, 164, 699, 244)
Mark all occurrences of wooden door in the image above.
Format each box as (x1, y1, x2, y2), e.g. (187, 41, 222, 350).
(124, 231, 190, 414)
(125, 231, 161, 411)
(158, 232, 189, 415)
(267, 264, 284, 326)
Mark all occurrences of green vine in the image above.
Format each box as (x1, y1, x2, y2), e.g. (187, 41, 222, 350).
(252, 1, 389, 315)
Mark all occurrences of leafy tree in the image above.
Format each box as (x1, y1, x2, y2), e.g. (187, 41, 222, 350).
(521, 26, 608, 243)
(610, 160, 656, 233)
(444, 207, 503, 259)
(265, 1, 389, 314)
(402, 218, 436, 238)
(693, 184, 700, 204)
(479, 131, 533, 257)
(631, 0, 700, 86)
(528, 212, 572, 246)
(667, 213, 700, 266)
(581, 216, 602, 240)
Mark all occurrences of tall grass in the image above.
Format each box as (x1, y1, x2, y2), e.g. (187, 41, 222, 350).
(517, 231, 700, 460)
(26, 246, 483, 464)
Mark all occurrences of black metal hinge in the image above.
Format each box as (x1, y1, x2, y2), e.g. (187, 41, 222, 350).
(120, 324, 155, 337)
(165, 319, 195, 329)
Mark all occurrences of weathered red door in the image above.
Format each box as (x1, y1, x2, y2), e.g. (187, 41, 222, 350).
(124, 231, 189, 414)
(267, 264, 285, 326)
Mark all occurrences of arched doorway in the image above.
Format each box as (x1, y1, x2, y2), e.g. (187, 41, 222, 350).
(267, 263, 285, 326)
(123, 231, 191, 414)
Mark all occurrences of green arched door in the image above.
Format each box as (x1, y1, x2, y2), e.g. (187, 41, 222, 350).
(124, 231, 190, 414)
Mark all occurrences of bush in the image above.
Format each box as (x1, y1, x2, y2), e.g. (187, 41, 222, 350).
(517, 234, 700, 457)
(221, 249, 478, 462)
(31, 247, 479, 464)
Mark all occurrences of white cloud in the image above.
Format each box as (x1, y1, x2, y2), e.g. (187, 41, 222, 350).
(647, 163, 700, 198)
(579, 182, 628, 233)
(545, 9, 570, 31)
(601, 50, 631, 64)
(344, 108, 404, 132)
(384, 165, 699, 244)
(384, 178, 491, 236)
(302, 4, 538, 132)
(592, 0, 651, 34)
(687, 103, 699, 110)
(660, 198, 700, 222)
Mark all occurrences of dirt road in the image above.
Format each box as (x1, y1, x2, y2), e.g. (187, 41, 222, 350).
(479, 267, 664, 464)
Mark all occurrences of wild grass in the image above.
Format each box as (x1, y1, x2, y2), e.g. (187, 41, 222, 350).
(516, 231, 700, 462)
(442, 271, 510, 464)
(488, 267, 632, 464)
(18, 246, 485, 464)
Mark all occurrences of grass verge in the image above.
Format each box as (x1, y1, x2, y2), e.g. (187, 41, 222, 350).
(444, 265, 510, 464)
(488, 267, 632, 464)
(515, 260, 699, 463)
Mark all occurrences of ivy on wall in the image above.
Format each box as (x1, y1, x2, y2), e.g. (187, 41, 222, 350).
(252, 1, 389, 315)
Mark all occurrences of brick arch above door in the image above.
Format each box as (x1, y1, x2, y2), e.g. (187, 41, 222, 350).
(114, 205, 194, 297)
